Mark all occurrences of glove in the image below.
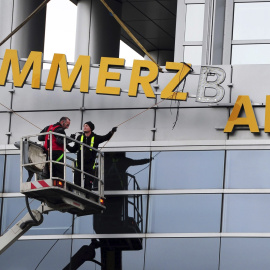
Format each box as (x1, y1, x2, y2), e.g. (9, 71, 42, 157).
(70, 134, 76, 139)
(111, 127, 117, 133)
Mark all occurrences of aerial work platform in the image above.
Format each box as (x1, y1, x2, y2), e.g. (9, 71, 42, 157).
(21, 178, 105, 216)
(19, 133, 106, 216)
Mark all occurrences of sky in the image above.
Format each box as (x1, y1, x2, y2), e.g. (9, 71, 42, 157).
(43, 0, 143, 66)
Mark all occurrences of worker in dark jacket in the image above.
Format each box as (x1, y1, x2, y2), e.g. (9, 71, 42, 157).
(68, 121, 117, 190)
(38, 116, 71, 179)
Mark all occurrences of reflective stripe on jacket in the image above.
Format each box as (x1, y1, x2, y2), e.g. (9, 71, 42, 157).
(80, 135, 95, 151)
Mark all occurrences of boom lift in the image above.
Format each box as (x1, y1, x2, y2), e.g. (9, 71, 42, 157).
(0, 132, 106, 255)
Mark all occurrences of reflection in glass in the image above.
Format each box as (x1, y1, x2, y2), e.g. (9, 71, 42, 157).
(184, 46, 202, 65)
(225, 150, 270, 188)
(71, 239, 145, 270)
(223, 194, 270, 233)
(148, 194, 221, 233)
(145, 238, 220, 270)
(185, 4, 205, 41)
(0, 155, 4, 192)
(220, 238, 270, 270)
(0, 239, 71, 270)
(4, 155, 21, 192)
(1, 197, 72, 235)
(151, 151, 224, 189)
(232, 44, 270, 64)
(233, 3, 270, 40)
(70, 239, 102, 270)
(104, 152, 151, 190)
(93, 195, 147, 235)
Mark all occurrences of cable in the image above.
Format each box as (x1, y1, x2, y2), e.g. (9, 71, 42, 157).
(0, 102, 42, 130)
(25, 196, 39, 224)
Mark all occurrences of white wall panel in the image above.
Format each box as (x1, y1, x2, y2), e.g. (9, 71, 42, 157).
(0, 113, 10, 144)
(155, 107, 228, 140)
(84, 89, 156, 110)
(13, 84, 83, 111)
(232, 65, 270, 104)
(0, 84, 12, 112)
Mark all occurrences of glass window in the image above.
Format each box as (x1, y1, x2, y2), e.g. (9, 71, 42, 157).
(233, 3, 270, 40)
(0, 239, 71, 270)
(122, 240, 145, 270)
(151, 151, 224, 189)
(231, 44, 270, 65)
(184, 46, 202, 65)
(225, 150, 270, 189)
(220, 238, 270, 270)
(0, 155, 4, 192)
(73, 214, 94, 234)
(104, 152, 151, 191)
(185, 4, 205, 41)
(1, 197, 72, 235)
(148, 194, 222, 233)
(4, 155, 23, 193)
(223, 194, 270, 233)
(145, 238, 220, 270)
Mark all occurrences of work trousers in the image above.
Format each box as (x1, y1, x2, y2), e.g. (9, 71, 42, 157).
(46, 150, 64, 179)
(74, 163, 94, 190)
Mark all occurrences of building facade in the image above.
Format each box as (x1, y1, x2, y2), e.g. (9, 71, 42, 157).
(0, 0, 270, 269)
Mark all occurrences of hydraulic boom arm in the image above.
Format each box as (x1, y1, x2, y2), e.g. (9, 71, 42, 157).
(0, 203, 53, 255)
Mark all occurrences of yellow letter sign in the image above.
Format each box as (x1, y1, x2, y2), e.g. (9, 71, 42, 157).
(161, 62, 191, 100)
(96, 57, 125, 95)
(45, 54, 90, 92)
(128, 60, 158, 98)
(224, 95, 259, 133)
(0, 49, 42, 88)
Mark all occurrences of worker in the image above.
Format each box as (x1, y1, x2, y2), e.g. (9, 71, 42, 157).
(38, 116, 71, 179)
(68, 121, 117, 190)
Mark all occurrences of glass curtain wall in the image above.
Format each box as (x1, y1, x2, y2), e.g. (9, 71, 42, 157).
(1, 149, 270, 269)
(229, 1, 270, 64)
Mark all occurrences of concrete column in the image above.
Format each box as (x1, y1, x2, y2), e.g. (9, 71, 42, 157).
(174, 0, 186, 63)
(0, 1, 14, 57)
(144, 50, 174, 66)
(11, 0, 47, 58)
(75, 0, 121, 64)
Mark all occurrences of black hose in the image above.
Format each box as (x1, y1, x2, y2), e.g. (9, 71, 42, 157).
(25, 195, 39, 224)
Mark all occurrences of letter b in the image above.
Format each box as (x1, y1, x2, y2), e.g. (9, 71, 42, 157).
(196, 66, 226, 103)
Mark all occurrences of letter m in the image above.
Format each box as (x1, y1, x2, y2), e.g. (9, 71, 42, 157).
(0, 49, 42, 88)
(45, 54, 90, 93)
